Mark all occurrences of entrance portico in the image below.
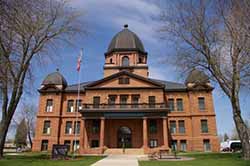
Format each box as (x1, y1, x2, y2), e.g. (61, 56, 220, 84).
(79, 114, 169, 154)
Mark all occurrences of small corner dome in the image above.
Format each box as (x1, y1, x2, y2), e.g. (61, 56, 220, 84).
(106, 24, 147, 55)
(185, 69, 210, 85)
(42, 71, 67, 87)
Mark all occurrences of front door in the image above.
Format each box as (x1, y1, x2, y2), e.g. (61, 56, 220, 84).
(117, 126, 132, 148)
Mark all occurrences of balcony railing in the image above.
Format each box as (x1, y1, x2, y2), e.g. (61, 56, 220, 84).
(79, 103, 168, 111)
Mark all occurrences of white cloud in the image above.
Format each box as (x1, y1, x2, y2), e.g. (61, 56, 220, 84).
(70, 0, 162, 45)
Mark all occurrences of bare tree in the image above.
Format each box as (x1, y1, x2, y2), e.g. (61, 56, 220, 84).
(158, 0, 250, 160)
(0, 0, 85, 158)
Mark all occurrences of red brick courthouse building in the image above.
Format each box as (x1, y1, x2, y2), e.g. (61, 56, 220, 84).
(33, 25, 219, 154)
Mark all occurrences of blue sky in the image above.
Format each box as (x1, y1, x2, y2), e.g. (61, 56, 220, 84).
(14, 0, 250, 138)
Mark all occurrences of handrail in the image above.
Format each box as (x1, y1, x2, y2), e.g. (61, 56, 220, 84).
(79, 103, 168, 110)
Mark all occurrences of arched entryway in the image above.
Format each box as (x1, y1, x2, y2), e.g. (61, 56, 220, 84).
(117, 126, 132, 148)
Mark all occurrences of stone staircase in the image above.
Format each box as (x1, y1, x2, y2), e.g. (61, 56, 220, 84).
(104, 148, 144, 155)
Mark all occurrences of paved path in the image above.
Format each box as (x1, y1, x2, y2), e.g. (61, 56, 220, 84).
(91, 155, 139, 166)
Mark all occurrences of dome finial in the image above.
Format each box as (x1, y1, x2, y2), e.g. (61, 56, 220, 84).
(124, 24, 128, 28)
(56, 68, 59, 72)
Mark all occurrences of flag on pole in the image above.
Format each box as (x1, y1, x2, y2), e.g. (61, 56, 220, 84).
(77, 49, 83, 72)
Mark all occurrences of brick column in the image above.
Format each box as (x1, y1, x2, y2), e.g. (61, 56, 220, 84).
(100, 118, 105, 148)
(82, 118, 88, 149)
(162, 117, 169, 148)
(143, 117, 148, 149)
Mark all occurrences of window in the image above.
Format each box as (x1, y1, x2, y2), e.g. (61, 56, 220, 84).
(64, 140, 71, 146)
(120, 95, 128, 108)
(168, 98, 174, 112)
(149, 119, 157, 133)
(108, 95, 116, 108)
(41, 140, 48, 151)
(138, 57, 143, 64)
(198, 97, 205, 110)
(122, 56, 129, 66)
(178, 120, 185, 134)
(131, 95, 140, 108)
(91, 140, 99, 148)
(203, 139, 211, 152)
(119, 77, 130, 84)
(176, 98, 183, 111)
(170, 121, 177, 134)
(149, 139, 158, 148)
(72, 140, 80, 151)
(148, 96, 156, 108)
(64, 140, 71, 150)
(43, 120, 51, 134)
(67, 100, 74, 112)
(171, 140, 177, 151)
(93, 96, 100, 108)
(201, 120, 208, 133)
(110, 58, 113, 64)
(75, 99, 82, 111)
(180, 140, 187, 151)
(92, 120, 100, 133)
(74, 121, 80, 134)
(65, 121, 72, 134)
(45, 99, 53, 112)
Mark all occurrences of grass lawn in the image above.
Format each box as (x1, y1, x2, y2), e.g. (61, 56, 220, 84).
(139, 153, 250, 166)
(0, 153, 104, 166)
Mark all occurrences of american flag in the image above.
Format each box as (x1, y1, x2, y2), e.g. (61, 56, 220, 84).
(77, 49, 83, 72)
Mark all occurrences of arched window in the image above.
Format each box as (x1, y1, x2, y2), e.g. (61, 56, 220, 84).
(122, 56, 129, 66)
(139, 57, 143, 63)
(110, 58, 113, 64)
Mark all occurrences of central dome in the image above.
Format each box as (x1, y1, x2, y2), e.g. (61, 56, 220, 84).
(106, 25, 147, 55)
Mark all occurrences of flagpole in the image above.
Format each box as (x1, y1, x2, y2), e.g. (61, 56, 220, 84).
(73, 48, 83, 159)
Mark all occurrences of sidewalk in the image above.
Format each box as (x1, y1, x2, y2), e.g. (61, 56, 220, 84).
(91, 154, 140, 166)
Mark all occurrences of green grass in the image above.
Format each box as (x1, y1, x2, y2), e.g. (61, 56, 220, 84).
(0, 153, 104, 166)
(139, 153, 250, 166)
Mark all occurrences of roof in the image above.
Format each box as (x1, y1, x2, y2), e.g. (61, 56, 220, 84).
(149, 79, 187, 91)
(106, 25, 147, 55)
(42, 71, 67, 87)
(185, 69, 210, 85)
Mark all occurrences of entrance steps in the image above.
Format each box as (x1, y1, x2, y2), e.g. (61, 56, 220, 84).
(104, 148, 144, 155)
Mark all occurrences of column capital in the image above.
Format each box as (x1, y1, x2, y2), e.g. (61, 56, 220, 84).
(142, 117, 147, 120)
(162, 116, 167, 120)
(100, 117, 105, 120)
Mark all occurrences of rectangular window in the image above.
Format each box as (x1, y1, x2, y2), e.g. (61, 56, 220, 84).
(149, 119, 157, 133)
(72, 140, 80, 151)
(41, 140, 48, 151)
(176, 98, 183, 111)
(201, 120, 208, 133)
(203, 139, 211, 152)
(120, 95, 128, 108)
(170, 121, 177, 134)
(74, 121, 80, 134)
(198, 97, 205, 111)
(43, 120, 51, 134)
(168, 98, 174, 112)
(149, 139, 158, 148)
(180, 140, 187, 151)
(93, 96, 100, 108)
(131, 95, 140, 108)
(67, 100, 74, 112)
(148, 96, 156, 108)
(92, 119, 100, 133)
(64, 140, 71, 150)
(46, 99, 53, 112)
(108, 95, 116, 108)
(178, 120, 185, 134)
(65, 121, 72, 134)
(91, 140, 99, 148)
(171, 140, 177, 151)
(119, 77, 130, 84)
(75, 99, 82, 112)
